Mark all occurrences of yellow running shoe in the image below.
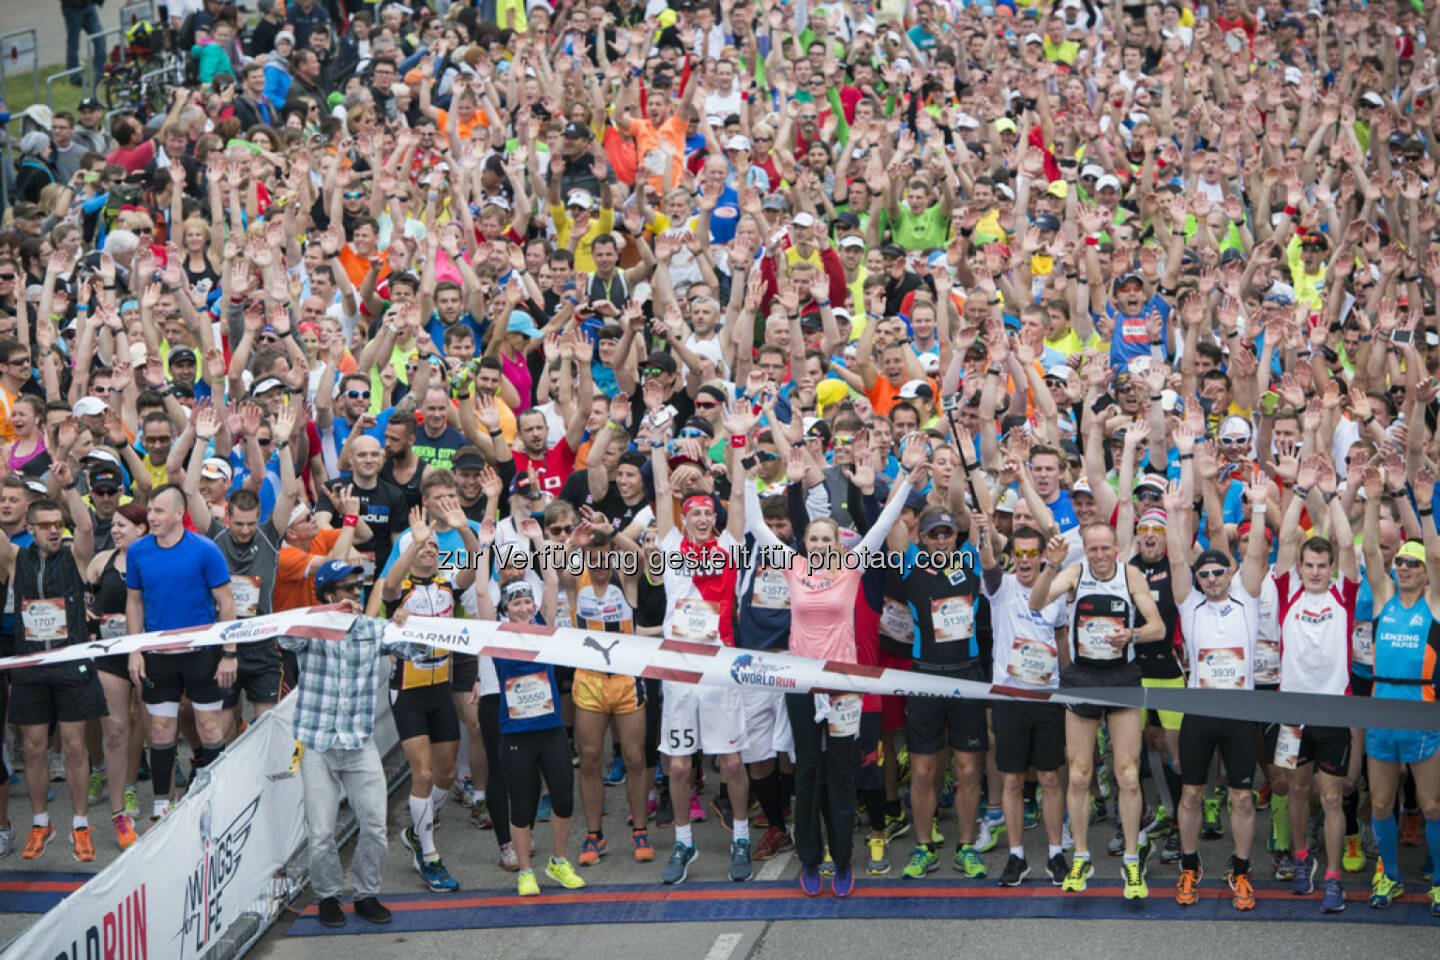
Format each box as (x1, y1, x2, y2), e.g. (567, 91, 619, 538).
(546, 856, 587, 889)
(517, 869, 540, 897)
(1342, 833, 1365, 873)
(1123, 860, 1149, 900)
(1062, 856, 1093, 892)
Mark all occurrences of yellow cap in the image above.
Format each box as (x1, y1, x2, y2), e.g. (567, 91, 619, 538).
(815, 378, 850, 414)
(1046, 180, 1069, 199)
(657, 9, 677, 28)
(1396, 540, 1428, 565)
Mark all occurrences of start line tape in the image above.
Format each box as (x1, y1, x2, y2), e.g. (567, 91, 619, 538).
(1, 607, 1437, 731)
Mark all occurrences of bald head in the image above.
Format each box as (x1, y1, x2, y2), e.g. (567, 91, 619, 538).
(350, 433, 384, 479)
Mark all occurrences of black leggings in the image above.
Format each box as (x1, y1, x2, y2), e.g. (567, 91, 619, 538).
(479, 694, 512, 845)
(644, 677, 662, 769)
(785, 693, 859, 871)
(500, 725, 575, 830)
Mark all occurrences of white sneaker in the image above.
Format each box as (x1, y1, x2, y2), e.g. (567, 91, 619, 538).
(0, 823, 13, 857)
(1062, 819, 1075, 852)
(498, 841, 519, 872)
(48, 752, 66, 783)
(452, 777, 477, 808)
(973, 814, 1005, 854)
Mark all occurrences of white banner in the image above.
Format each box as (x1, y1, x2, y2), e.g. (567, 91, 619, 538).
(3, 696, 306, 960)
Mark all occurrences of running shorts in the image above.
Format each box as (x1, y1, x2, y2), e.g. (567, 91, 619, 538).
(573, 669, 645, 716)
(391, 683, 460, 743)
(141, 649, 230, 706)
(1141, 674, 1185, 731)
(739, 687, 793, 764)
(8, 662, 107, 725)
(992, 699, 1066, 773)
(659, 682, 745, 757)
(1179, 714, 1257, 789)
(1060, 661, 1142, 720)
(1366, 728, 1440, 765)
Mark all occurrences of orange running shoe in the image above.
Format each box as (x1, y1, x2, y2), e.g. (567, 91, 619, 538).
(1228, 871, 1256, 911)
(21, 823, 54, 860)
(1176, 867, 1202, 906)
(1402, 812, 1424, 847)
(72, 827, 95, 862)
(112, 812, 139, 850)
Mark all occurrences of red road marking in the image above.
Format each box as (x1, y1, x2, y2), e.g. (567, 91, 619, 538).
(0, 880, 85, 892)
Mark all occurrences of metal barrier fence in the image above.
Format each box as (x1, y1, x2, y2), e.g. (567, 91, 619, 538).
(0, 28, 39, 106)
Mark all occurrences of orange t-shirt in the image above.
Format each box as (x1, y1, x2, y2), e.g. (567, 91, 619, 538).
(274, 528, 343, 611)
(338, 244, 389, 288)
(435, 107, 489, 141)
(0, 385, 16, 445)
(618, 114, 686, 192)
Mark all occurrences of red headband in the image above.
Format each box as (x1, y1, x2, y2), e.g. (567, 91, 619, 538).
(681, 495, 712, 515)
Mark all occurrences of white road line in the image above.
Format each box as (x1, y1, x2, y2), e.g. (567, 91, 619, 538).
(756, 850, 792, 881)
(703, 933, 744, 960)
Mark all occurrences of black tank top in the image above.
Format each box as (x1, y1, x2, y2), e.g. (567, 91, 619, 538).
(88, 549, 130, 642)
(1130, 553, 1183, 680)
(635, 569, 666, 631)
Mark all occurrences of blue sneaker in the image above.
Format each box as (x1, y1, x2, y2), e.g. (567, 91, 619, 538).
(832, 863, 855, 897)
(603, 755, 627, 786)
(800, 864, 823, 896)
(401, 826, 424, 878)
(729, 839, 753, 881)
(662, 842, 698, 885)
(536, 794, 553, 822)
(1024, 797, 1039, 830)
(1370, 871, 1402, 909)
(938, 770, 956, 809)
(1322, 875, 1345, 913)
(421, 857, 459, 892)
(1292, 852, 1318, 895)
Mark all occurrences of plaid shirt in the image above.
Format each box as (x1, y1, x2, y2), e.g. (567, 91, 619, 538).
(279, 616, 422, 752)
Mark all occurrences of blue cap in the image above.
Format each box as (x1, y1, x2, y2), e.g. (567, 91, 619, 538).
(507, 310, 543, 338)
(314, 559, 362, 595)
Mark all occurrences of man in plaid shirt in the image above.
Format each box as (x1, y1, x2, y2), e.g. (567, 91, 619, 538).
(280, 559, 422, 929)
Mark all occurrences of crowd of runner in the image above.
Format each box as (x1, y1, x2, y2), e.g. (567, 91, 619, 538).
(1, 0, 1438, 928)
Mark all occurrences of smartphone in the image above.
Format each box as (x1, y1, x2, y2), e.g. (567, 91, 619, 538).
(1391, 328, 1415, 347)
(1260, 391, 1280, 416)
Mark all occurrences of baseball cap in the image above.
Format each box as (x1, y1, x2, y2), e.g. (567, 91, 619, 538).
(511, 472, 545, 498)
(791, 212, 815, 228)
(562, 121, 591, 139)
(994, 117, 1018, 134)
(1160, 389, 1184, 414)
(89, 467, 123, 492)
(1044, 364, 1073, 383)
(201, 458, 233, 482)
(1193, 549, 1233, 572)
(565, 189, 595, 210)
(453, 448, 488, 471)
(78, 97, 103, 112)
(1072, 476, 1094, 497)
(725, 134, 753, 152)
(1396, 540, 1428, 565)
(678, 417, 715, 439)
(73, 396, 108, 418)
(82, 447, 123, 469)
(1218, 414, 1253, 441)
(169, 347, 198, 366)
(1080, 163, 1105, 180)
(1023, 32, 1044, 45)
(1360, 92, 1385, 108)
(314, 558, 363, 594)
(251, 377, 285, 396)
(1135, 474, 1167, 497)
(897, 379, 934, 400)
(1095, 173, 1122, 192)
(761, 194, 789, 211)
(507, 310, 544, 338)
(995, 489, 1019, 513)
(838, 235, 866, 250)
(641, 351, 678, 374)
(919, 510, 957, 534)
(1033, 213, 1061, 232)
(1113, 272, 1145, 291)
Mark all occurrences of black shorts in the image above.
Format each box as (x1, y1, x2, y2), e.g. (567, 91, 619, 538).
(391, 683, 460, 743)
(1180, 714, 1257, 789)
(556, 665, 575, 695)
(992, 699, 1066, 773)
(223, 641, 282, 708)
(95, 654, 131, 680)
(280, 647, 298, 698)
(9, 662, 108, 725)
(1350, 672, 1374, 698)
(452, 653, 479, 691)
(1060, 661, 1143, 720)
(1264, 722, 1352, 776)
(856, 711, 884, 793)
(141, 649, 230, 706)
(905, 661, 989, 755)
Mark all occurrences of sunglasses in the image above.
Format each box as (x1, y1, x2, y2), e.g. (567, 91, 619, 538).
(548, 524, 574, 535)
(91, 487, 120, 496)
(1395, 557, 1425, 569)
(1136, 524, 1167, 535)
(1218, 437, 1249, 446)
(694, 401, 720, 410)
(0, 274, 15, 281)
(1137, 488, 1163, 500)
(1195, 567, 1229, 580)
(258, 437, 273, 446)
(333, 581, 364, 595)
(345, 390, 371, 399)
(1012, 547, 1042, 558)
(32, 520, 64, 531)
(344, 191, 364, 200)
(680, 429, 707, 439)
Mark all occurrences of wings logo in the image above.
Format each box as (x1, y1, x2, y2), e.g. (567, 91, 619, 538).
(729, 653, 798, 689)
(177, 794, 261, 958)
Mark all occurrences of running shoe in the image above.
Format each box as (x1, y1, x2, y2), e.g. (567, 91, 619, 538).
(1176, 866, 1202, 906)
(1047, 852, 1068, 886)
(1201, 796, 1223, 840)
(1272, 849, 1296, 881)
(730, 839, 753, 881)
(1062, 856, 1093, 892)
(896, 744, 910, 785)
(800, 864, 823, 896)
(87, 771, 105, 807)
(885, 810, 911, 841)
(546, 857, 586, 889)
(632, 829, 655, 863)
(471, 799, 493, 829)
(832, 863, 855, 898)
(929, 822, 945, 847)
(1160, 833, 1181, 864)
(689, 795, 706, 823)
(123, 787, 139, 818)
(754, 825, 793, 861)
(112, 813, 138, 850)
(1024, 797, 1039, 830)
(711, 794, 735, 832)
(1429, 884, 1440, 918)
(578, 831, 606, 866)
(1089, 797, 1109, 825)
(21, 824, 53, 860)
(662, 843, 698, 885)
(452, 777, 476, 808)
(1061, 817, 1074, 852)
(0, 823, 14, 858)
(421, 858, 459, 892)
(536, 794, 553, 822)
(1371, 866, 1402, 908)
(1255, 781, 1272, 811)
(517, 869, 540, 897)
(603, 755, 627, 786)
(1343, 832, 1366, 873)
(974, 813, 1005, 853)
(902, 845, 939, 878)
(1322, 875, 1345, 912)
(1292, 851, 1318, 895)
(72, 827, 94, 862)
(1107, 822, 1126, 856)
(1151, 808, 1175, 837)
(867, 836, 890, 876)
(1402, 811, 1424, 846)
(997, 854, 1029, 887)
(820, 843, 836, 877)
(48, 753, 66, 783)
(1122, 860, 1148, 900)
(137, 752, 149, 782)
(498, 842, 519, 872)
(1228, 870, 1256, 911)
(655, 790, 674, 828)
(954, 844, 986, 878)
(938, 769, 956, 809)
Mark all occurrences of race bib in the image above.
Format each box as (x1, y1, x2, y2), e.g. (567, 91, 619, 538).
(22, 598, 67, 644)
(672, 597, 720, 642)
(99, 614, 128, 640)
(752, 568, 791, 610)
(880, 598, 911, 640)
(1274, 723, 1303, 770)
(1121, 317, 1148, 343)
(931, 596, 975, 643)
(232, 575, 262, 618)
(827, 694, 863, 738)
(358, 551, 377, 581)
(1008, 638, 1057, 687)
(504, 673, 555, 721)
(1254, 639, 1281, 685)
(1351, 621, 1375, 667)
(1196, 647, 1247, 689)
(1076, 616, 1123, 660)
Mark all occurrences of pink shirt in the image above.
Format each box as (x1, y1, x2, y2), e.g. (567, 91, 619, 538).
(786, 557, 864, 664)
(500, 348, 533, 412)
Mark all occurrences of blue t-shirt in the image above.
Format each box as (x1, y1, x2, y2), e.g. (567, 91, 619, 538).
(424, 314, 486, 357)
(1101, 293, 1171, 371)
(125, 530, 232, 631)
(707, 186, 740, 244)
(494, 644, 563, 733)
(379, 520, 483, 578)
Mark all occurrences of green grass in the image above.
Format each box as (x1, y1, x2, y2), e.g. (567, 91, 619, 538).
(2, 63, 87, 119)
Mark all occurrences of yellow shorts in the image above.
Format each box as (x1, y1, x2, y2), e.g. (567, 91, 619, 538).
(1141, 674, 1185, 731)
(573, 669, 645, 716)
